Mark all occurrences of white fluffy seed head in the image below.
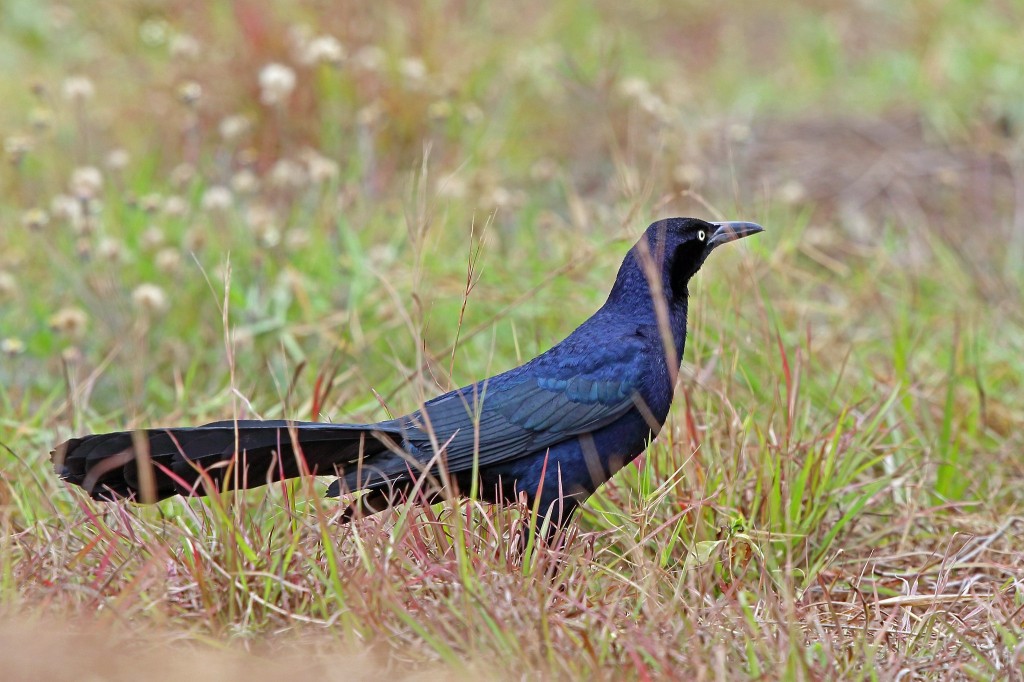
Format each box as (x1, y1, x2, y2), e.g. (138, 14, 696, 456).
(259, 63, 297, 106)
(219, 114, 251, 141)
(302, 35, 344, 65)
(70, 166, 103, 198)
(49, 307, 89, 338)
(201, 185, 233, 212)
(132, 283, 169, 314)
(62, 75, 95, 102)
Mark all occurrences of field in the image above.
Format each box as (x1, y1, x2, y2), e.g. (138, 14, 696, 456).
(1, 1, 1023, 679)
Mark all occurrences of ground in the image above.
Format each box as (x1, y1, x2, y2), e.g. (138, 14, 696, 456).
(1, 1, 1023, 680)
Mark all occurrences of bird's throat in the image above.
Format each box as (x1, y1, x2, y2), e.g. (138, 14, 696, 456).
(669, 243, 702, 302)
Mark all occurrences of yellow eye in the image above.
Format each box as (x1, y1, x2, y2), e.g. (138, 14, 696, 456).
(698, 230, 706, 241)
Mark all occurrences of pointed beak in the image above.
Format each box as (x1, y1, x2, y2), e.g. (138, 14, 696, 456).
(708, 221, 764, 247)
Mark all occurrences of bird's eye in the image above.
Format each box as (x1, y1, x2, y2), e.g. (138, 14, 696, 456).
(697, 230, 706, 241)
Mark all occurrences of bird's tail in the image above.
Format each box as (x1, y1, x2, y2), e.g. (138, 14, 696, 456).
(52, 420, 400, 502)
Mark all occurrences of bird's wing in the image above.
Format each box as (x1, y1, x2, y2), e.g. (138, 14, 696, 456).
(416, 372, 639, 471)
(340, 331, 653, 489)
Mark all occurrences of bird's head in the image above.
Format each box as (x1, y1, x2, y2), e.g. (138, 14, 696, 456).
(634, 217, 764, 302)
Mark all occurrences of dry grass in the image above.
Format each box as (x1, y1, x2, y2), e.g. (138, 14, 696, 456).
(1, 0, 1023, 679)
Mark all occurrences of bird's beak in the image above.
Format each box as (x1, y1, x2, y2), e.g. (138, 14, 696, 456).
(709, 221, 764, 247)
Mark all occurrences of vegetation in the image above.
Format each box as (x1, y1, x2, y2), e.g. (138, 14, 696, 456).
(1, 1, 1022, 679)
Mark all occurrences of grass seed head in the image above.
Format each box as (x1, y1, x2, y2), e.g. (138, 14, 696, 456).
(29, 107, 54, 132)
(270, 158, 308, 189)
(155, 248, 181, 274)
(163, 195, 188, 217)
(230, 169, 259, 194)
(141, 226, 165, 250)
(302, 150, 339, 184)
(219, 115, 251, 142)
(169, 163, 196, 188)
(4, 134, 32, 165)
(96, 238, 125, 263)
(61, 75, 95, 102)
(354, 45, 385, 71)
(182, 227, 207, 252)
(170, 33, 201, 60)
(70, 166, 103, 199)
(21, 208, 49, 231)
(201, 186, 233, 212)
(0, 337, 25, 355)
(399, 57, 428, 84)
(302, 35, 345, 66)
(284, 228, 310, 251)
(105, 148, 130, 171)
(259, 63, 297, 106)
(779, 180, 807, 205)
(49, 307, 89, 339)
(132, 283, 169, 314)
(0, 271, 17, 299)
(177, 81, 203, 106)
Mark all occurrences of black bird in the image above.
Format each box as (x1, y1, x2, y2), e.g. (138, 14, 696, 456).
(53, 217, 762, 534)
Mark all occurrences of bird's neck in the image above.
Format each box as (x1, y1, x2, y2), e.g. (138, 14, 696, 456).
(603, 250, 689, 362)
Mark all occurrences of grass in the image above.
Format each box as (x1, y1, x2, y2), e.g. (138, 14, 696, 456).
(2, 0, 1024, 679)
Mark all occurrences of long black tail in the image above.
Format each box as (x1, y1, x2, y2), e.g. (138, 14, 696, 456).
(52, 420, 402, 502)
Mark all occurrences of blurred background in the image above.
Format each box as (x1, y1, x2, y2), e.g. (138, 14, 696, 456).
(1, 1, 1023, 678)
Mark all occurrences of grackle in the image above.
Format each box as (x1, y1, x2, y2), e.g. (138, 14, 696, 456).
(53, 217, 762, 535)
